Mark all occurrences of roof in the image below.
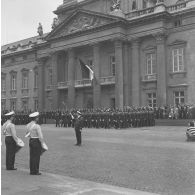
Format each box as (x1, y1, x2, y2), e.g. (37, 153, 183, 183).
(1, 33, 49, 56)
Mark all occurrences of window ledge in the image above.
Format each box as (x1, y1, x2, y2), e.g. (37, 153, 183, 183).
(168, 83, 188, 88)
(169, 71, 187, 76)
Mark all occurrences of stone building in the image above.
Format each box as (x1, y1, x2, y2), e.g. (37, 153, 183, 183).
(1, 0, 195, 111)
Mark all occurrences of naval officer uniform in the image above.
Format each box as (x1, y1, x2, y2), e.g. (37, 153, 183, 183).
(2, 111, 18, 170)
(26, 112, 48, 175)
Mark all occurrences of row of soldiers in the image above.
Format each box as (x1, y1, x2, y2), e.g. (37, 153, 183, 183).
(55, 108, 155, 129)
(1, 107, 155, 129)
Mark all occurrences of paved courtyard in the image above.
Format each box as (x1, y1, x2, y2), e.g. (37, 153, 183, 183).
(1, 125, 195, 195)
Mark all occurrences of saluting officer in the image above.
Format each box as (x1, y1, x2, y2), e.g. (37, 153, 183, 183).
(2, 111, 18, 170)
(26, 112, 47, 175)
(71, 111, 83, 146)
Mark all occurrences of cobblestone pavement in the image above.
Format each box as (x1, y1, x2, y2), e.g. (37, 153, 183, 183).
(1, 125, 195, 195)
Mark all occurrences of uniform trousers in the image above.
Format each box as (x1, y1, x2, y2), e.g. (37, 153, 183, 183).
(5, 136, 16, 170)
(29, 138, 42, 174)
(75, 128, 81, 145)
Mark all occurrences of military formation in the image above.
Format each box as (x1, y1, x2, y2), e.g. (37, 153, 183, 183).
(2, 104, 195, 128)
(1, 107, 155, 128)
(55, 108, 155, 129)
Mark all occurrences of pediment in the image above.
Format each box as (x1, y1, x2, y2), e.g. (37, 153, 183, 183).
(168, 39, 187, 46)
(46, 9, 121, 40)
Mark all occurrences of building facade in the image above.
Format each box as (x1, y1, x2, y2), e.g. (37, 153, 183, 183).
(1, 0, 195, 111)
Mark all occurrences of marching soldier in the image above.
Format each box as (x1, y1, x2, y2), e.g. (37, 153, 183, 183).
(26, 112, 48, 175)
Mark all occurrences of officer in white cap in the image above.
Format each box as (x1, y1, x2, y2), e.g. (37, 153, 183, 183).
(2, 111, 18, 170)
(73, 111, 83, 146)
(26, 112, 46, 175)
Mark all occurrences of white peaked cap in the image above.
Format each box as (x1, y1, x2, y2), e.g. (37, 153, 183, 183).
(29, 112, 39, 118)
(5, 111, 15, 116)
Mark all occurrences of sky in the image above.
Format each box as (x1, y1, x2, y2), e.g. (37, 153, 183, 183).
(1, 0, 63, 45)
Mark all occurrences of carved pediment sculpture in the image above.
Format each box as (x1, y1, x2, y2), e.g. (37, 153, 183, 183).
(111, 0, 121, 11)
(46, 10, 119, 40)
(68, 15, 102, 33)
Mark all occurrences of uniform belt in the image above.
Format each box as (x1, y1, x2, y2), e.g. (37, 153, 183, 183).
(5, 135, 12, 137)
(30, 137, 39, 139)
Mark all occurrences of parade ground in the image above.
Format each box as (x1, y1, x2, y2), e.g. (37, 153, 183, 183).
(1, 125, 195, 195)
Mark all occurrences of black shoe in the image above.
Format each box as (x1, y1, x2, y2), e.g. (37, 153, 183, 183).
(7, 168, 17, 170)
(30, 172, 41, 175)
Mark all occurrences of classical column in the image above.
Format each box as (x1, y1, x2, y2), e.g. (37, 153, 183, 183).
(154, 32, 167, 106)
(123, 42, 130, 106)
(37, 58, 46, 111)
(93, 43, 101, 109)
(51, 52, 59, 110)
(114, 39, 124, 110)
(67, 48, 75, 109)
(131, 38, 141, 106)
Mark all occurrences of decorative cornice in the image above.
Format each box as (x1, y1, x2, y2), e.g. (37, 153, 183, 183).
(36, 56, 48, 65)
(9, 70, 17, 75)
(168, 39, 187, 46)
(142, 45, 157, 51)
(153, 31, 168, 44)
(21, 68, 29, 72)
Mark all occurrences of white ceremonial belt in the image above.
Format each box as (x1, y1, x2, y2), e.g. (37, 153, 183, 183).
(31, 137, 39, 139)
(5, 135, 12, 137)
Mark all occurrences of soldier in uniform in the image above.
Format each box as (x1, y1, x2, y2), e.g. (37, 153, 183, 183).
(26, 112, 47, 175)
(2, 111, 18, 170)
(72, 111, 84, 146)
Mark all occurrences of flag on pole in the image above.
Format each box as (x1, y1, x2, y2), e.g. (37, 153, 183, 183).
(79, 59, 94, 80)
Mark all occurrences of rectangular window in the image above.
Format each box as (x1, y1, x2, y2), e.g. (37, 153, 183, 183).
(10, 99, 17, 110)
(146, 53, 156, 75)
(147, 93, 157, 108)
(110, 56, 116, 76)
(174, 91, 185, 105)
(2, 77, 6, 91)
(34, 71, 38, 88)
(11, 75, 16, 90)
(172, 48, 184, 72)
(22, 73, 28, 89)
(22, 99, 28, 111)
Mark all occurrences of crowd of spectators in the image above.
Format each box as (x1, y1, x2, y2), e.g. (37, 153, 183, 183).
(153, 104, 195, 119)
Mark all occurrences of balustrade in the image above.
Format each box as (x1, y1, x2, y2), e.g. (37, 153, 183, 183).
(126, 7, 155, 19)
(142, 74, 157, 82)
(45, 85, 53, 91)
(100, 76, 115, 85)
(166, 2, 186, 12)
(75, 79, 92, 87)
(57, 81, 69, 89)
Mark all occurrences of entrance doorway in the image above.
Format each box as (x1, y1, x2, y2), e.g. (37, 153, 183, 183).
(110, 98, 115, 109)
